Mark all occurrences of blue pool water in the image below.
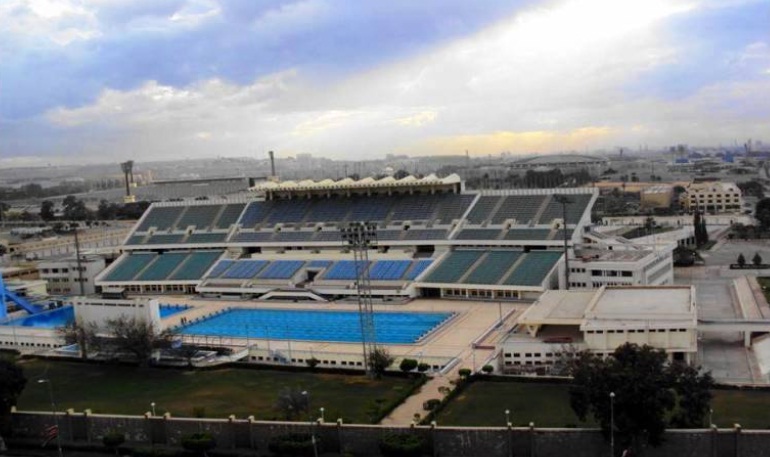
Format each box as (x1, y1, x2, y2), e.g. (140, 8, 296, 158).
(3, 305, 190, 327)
(179, 308, 453, 344)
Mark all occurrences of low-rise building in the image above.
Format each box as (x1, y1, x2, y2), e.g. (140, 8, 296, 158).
(682, 181, 743, 214)
(568, 246, 674, 289)
(640, 185, 674, 209)
(500, 286, 697, 374)
(38, 255, 106, 296)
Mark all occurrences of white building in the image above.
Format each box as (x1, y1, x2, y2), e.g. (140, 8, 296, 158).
(38, 255, 106, 296)
(567, 246, 674, 289)
(500, 286, 698, 374)
(682, 181, 743, 214)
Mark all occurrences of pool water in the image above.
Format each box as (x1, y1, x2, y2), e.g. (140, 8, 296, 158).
(179, 308, 453, 344)
(3, 305, 190, 328)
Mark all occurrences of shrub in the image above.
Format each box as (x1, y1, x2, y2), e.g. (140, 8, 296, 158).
(306, 357, 320, 369)
(379, 432, 425, 457)
(422, 399, 441, 411)
(481, 364, 494, 374)
(181, 433, 217, 455)
(399, 358, 418, 372)
(458, 368, 472, 378)
(417, 363, 430, 373)
(268, 433, 319, 457)
(369, 346, 395, 378)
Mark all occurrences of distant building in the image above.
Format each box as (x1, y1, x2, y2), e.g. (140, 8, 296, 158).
(682, 181, 743, 213)
(509, 154, 608, 174)
(640, 185, 674, 209)
(568, 246, 674, 289)
(38, 255, 106, 296)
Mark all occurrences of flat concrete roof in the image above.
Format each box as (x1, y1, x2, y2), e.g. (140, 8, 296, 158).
(588, 287, 694, 318)
(518, 290, 595, 325)
(574, 249, 652, 263)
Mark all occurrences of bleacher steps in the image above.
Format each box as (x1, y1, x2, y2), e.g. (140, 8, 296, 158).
(455, 251, 489, 284)
(531, 195, 553, 226)
(495, 253, 527, 285)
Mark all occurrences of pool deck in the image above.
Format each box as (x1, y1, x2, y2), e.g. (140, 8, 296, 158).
(158, 297, 525, 362)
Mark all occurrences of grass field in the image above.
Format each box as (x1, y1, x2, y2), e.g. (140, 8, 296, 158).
(435, 380, 770, 429)
(15, 360, 416, 424)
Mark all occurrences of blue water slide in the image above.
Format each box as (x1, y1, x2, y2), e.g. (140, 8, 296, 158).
(0, 275, 43, 317)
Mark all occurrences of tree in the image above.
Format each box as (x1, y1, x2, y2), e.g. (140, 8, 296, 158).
(693, 211, 709, 247)
(569, 344, 713, 451)
(753, 252, 763, 267)
(0, 358, 27, 435)
(102, 316, 172, 365)
(62, 195, 92, 221)
(399, 358, 418, 373)
(756, 198, 770, 231)
(40, 200, 55, 221)
(737, 253, 746, 267)
(368, 346, 394, 379)
(393, 169, 410, 180)
(58, 320, 102, 359)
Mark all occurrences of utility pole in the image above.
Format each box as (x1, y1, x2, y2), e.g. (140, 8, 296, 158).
(73, 226, 85, 295)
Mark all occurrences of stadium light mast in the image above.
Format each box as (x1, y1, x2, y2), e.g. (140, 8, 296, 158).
(341, 221, 377, 378)
(120, 161, 135, 203)
(553, 195, 572, 290)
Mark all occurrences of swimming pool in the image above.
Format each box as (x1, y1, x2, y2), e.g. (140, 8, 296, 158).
(2, 304, 191, 328)
(179, 308, 453, 344)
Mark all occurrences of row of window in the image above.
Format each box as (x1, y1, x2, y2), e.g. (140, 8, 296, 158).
(443, 288, 521, 299)
(585, 328, 689, 334)
(40, 267, 87, 274)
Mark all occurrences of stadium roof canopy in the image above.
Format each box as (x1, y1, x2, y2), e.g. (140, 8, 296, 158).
(249, 173, 462, 192)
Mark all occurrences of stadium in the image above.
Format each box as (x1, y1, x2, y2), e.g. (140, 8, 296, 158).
(2, 174, 597, 372)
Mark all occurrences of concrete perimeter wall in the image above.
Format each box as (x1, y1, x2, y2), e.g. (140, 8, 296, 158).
(11, 411, 770, 457)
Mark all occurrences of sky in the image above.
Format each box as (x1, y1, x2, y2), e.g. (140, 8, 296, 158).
(0, 0, 769, 166)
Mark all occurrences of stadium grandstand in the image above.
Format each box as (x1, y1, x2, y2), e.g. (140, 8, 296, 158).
(96, 174, 597, 301)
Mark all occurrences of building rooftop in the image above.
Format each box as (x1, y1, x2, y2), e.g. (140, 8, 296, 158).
(574, 248, 653, 263)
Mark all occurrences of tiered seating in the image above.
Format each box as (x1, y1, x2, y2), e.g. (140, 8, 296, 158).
(425, 250, 484, 283)
(463, 251, 522, 285)
(273, 231, 315, 242)
(170, 252, 223, 280)
(369, 260, 411, 280)
(456, 229, 501, 240)
(176, 205, 222, 230)
(347, 196, 392, 222)
(207, 260, 235, 278)
(536, 194, 592, 225)
(503, 229, 552, 240)
(307, 260, 333, 268)
(186, 232, 228, 244)
(145, 234, 185, 244)
(136, 206, 185, 232)
(265, 199, 312, 224)
(434, 194, 476, 223)
(376, 230, 403, 241)
(257, 260, 305, 279)
(232, 232, 274, 242)
(104, 253, 157, 281)
(390, 194, 439, 221)
(324, 260, 369, 280)
(238, 202, 270, 228)
(137, 253, 190, 281)
(221, 260, 269, 279)
(405, 260, 432, 280)
(491, 195, 546, 224)
(214, 203, 246, 229)
(552, 229, 574, 240)
(315, 231, 342, 242)
(403, 229, 447, 241)
(503, 251, 562, 286)
(303, 199, 352, 223)
(125, 235, 146, 245)
(465, 196, 500, 224)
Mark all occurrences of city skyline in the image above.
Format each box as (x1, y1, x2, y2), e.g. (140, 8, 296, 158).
(1, 0, 769, 166)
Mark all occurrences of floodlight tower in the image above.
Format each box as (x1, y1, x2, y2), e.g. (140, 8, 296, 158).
(341, 221, 377, 377)
(120, 161, 135, 203)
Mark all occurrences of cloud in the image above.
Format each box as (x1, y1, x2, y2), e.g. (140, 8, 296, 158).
(5, 0, 770, 163)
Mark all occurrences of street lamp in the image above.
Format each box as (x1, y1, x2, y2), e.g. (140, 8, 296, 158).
(151, 402, 156, 416)
(38, 379, 63, 457)
(709, 408, 714, 428)
(610, 392, 615, 457)
(319, 407, 325, 423)
(301, 391, 318, 457)
(505, 409, 511, 426)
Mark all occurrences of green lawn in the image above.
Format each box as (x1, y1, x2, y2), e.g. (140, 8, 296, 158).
(756, 277, 770, 305)
(15, 360, 415, 423)
(435, 380, 770, 429)
(436, 381, 592, 428)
